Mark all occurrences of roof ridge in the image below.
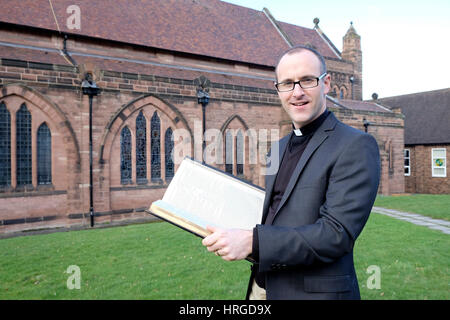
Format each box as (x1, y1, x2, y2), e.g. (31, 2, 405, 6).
(379, 87, 450, 100)
(262, 7, 294, 47)
(326, 95, 349, 109)
(313, 25, 341, 59)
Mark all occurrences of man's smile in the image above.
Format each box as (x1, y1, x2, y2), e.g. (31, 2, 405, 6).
(290, 100, 310, 108)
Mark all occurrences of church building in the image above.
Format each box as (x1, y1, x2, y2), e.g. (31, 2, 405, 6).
(0, 0, 404, 233)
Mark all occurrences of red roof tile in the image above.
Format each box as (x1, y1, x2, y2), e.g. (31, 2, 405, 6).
(0, 0, 338, 66)
(277, 21, 340, 59)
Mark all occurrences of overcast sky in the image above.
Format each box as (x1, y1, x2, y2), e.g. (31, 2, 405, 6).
(223, 0, 450, 100)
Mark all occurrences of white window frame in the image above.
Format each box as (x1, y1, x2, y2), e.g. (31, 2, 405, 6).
(404, 149, 410, 176)
(431, 148, 446, 178)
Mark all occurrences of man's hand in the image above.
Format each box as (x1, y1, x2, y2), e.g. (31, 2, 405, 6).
(202, 226, 253, 261)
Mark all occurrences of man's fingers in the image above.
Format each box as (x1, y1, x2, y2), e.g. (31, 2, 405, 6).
(202, 226, 230, 255)
(201, 235, 214, 247)
(201, 225, 220, 247)
(202, 229, 252, 261)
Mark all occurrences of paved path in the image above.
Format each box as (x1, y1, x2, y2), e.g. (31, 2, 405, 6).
(372, 206, 450, 235)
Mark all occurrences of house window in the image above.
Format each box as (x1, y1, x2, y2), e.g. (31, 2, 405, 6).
(136, 111, 147, 184)
(120, 126, 132, 184)
(151, 112, 161, 181)
(165, 127, 174, 180)
(16, 104, 32, 186)
(0, 102, 11, 187)
(404, 149, 410, 176)
(431, 148, 446, 177)
(37, 123, 52, 185)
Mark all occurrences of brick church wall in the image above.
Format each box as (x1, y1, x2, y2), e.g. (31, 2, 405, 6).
(0, 28, 405, 233)
(0, 58, 285, 232)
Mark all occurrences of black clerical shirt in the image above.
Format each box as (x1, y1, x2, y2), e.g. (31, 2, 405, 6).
(252, 109, 330, 289)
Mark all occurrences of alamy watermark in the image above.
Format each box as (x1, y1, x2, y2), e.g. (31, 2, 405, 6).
(366, 265, 381, 289)
(66, 5, 81, 30)
(170, 120, 281, 175)
(66, 265, 81, 290)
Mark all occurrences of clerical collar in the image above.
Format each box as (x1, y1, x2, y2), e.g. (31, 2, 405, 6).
(292, 109, 330, 136)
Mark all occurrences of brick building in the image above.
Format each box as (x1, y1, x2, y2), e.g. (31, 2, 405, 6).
(378, 89, 449, 194)
(0, 0, 404, 233)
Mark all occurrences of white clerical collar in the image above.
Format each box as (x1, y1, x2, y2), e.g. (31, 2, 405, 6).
(293, 128, 303, 136)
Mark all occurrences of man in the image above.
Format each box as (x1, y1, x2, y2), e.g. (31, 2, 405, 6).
(202, 45, 380, 300)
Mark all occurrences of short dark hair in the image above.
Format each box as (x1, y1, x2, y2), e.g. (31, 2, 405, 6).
(275, 45, 327, 80)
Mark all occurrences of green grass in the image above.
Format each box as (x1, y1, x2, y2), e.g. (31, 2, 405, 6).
(0, 214, 448, 300)
(355, 213, 449, 300)
(0, 222, 249, 299)
(374, 194, 450, 221)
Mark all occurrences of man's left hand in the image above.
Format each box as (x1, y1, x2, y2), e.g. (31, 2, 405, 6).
(202, 226, 253, 261)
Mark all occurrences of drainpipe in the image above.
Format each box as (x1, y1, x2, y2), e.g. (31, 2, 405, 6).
(81, 73, 100, 227)
(62, 34, 77, 66)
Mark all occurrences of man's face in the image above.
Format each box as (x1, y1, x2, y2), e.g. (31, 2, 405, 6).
(275, 50, 330, 129)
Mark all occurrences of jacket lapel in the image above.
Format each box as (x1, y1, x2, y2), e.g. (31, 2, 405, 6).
(274, 113, 338, 218)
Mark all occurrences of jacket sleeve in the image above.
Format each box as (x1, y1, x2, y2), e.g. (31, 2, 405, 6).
(256, 133, 380, 272)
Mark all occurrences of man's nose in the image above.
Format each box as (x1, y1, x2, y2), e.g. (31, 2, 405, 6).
(292, 82, 304, 96)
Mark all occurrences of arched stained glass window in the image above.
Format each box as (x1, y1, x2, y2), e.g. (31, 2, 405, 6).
(37, 123, 52, 185)
(151, 112, 161, 181)
(120, 126, 132, 184)
(0, 102, 11, 187)
(225, 131, 233, 174)
(16, 103, 32, 186)
(236, 130, 244, 176)
(165, 127, 174, 180)
(136, 111, 147, 184)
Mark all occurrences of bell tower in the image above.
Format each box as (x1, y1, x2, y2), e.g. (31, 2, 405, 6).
(342, 22, 362, 100)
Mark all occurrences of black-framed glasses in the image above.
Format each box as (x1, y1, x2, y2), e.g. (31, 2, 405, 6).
(275, 73, 327, 92)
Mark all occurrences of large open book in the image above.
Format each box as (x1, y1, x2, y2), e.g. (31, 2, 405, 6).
(146, 158, 265, 240)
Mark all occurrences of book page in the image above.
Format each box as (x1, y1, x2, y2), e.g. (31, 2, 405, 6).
(161, 158, 265, 230)
(151, 200, 213, 230)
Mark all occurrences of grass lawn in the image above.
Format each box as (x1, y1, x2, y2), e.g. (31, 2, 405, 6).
(0, 213, 448, 300)
(355, 213, 449, 300)
(0, 222, 249, 299)
(374, 194, 450, 221)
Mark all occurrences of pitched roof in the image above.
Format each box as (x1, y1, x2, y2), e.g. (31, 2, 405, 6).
(326, 96, 393, 113)
(0, 0, 339, 66)
(278, 21, 340, 59)
(377, 88, 450, 145)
